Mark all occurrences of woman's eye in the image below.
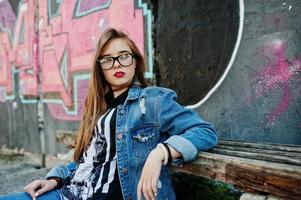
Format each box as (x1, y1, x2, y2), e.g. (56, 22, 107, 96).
(119, 54, 130, 60)
(100, 57, 112, 64)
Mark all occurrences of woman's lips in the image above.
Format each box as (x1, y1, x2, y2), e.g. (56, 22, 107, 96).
(114, 72, 125, 78)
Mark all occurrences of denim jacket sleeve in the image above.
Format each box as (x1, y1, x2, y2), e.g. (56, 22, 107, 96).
(158, 88, 218, 163)
(46, 161, 77, 180)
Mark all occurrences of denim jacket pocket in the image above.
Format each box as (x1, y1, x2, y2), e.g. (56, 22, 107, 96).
(131, 125, 157, 158)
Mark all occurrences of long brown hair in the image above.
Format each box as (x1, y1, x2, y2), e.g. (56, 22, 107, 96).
(74, 28, 147, 161)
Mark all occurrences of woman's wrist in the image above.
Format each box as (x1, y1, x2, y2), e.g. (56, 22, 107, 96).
(48, 177, 61, 186)
(156, 143, 169, 165)
(162, 143, 172, 166)
(151, 146, 165, 163)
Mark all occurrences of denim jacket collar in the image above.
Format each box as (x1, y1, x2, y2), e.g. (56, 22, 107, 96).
(126, 82, 142, 102)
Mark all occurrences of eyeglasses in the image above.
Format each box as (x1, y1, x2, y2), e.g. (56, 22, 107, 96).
(97, 52, 134, 70)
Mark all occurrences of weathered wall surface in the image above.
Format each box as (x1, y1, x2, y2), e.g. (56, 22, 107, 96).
(163, 0, 300, 144)
(156, 0, 239, 105)
(0, 0, 300, 154)
(201, 0, 301, 144)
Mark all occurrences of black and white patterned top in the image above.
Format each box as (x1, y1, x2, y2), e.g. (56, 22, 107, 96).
(62, 90, 128, 200)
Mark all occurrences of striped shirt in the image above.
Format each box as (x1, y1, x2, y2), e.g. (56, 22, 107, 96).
(62, 90, 127, 200)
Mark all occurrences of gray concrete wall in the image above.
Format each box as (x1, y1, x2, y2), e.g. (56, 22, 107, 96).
(199, 0, 301, 144)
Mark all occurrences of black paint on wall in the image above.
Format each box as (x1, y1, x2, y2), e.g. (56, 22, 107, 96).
(155, 0, 239, 105)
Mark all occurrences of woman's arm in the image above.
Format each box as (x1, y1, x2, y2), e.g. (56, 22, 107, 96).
(45, 161, 77, 180)
(137, 88, 218, 200)
(23, 162, 77, 199)
(158, 88, 218, 162)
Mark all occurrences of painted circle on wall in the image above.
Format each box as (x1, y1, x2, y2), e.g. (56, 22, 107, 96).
(156, 0, 243, 107)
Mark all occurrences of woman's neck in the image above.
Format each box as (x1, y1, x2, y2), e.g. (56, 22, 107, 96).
(112, 81, 131, 98)
(113, 87, 129, 98)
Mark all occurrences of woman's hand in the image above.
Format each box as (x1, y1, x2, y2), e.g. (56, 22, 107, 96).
(137, 147, 164, 200)
(23, 179, 58, 199)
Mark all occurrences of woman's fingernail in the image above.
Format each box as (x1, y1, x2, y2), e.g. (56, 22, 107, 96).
(35, 192, 39, 197)
(154, 192, 157, 196)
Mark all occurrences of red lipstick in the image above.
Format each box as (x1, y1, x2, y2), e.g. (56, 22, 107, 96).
(114, 72, 125, 78)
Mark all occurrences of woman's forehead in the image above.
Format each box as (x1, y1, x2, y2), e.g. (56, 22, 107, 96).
(102, 38, 131, 55)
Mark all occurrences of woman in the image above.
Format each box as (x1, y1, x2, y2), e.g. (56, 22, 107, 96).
(0, 28, 218, 200)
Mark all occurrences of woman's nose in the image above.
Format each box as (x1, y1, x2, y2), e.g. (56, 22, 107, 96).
(112, 59, 121, 69)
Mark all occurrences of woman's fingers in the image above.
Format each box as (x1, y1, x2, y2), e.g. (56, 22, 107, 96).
(23, 179, 58, 199)
(151, 179, 158, 197)
(35, 179, 58, 197)
(142, 179, 151, 200)
(23, 180, 41, 200)
(138, 174, 158, 200)
(137, 147, 164, 200)
(138, 178, 153, 200)
(146, 178, 156, 200)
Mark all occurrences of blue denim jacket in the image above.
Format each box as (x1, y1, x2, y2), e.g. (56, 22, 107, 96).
(46, 85, 218, 200)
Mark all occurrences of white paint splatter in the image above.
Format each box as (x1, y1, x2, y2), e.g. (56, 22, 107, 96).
(24, 51, 29, 59)
(12, 101, 18, 109)
(271, 39, 283, 50)
(39, 18, 44, 29)
(282, 2, 287, 6)
(289, 5, 292, 10)
(99, 19, 104, 29)
(20, 3, 28, 12)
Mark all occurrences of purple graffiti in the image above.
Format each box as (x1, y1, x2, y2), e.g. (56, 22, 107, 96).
(0, 1, 17, 33)
(78, 0, 110, 13)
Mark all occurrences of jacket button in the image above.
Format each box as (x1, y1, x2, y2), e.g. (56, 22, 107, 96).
(117, 133, 123, 140)
(120, 109, 125, 114)
(122, 168, 128, 174)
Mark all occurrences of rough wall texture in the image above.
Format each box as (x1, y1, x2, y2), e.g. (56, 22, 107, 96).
(155, 0, 300, 144)
(0, 0, 300, 154)
(195, 0, 301, 144)
(156, 0, 239, 105)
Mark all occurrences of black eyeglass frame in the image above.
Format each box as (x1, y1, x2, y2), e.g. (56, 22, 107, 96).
(97, 52, 135, 70)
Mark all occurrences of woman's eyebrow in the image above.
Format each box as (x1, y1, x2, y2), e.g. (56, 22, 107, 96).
(101, 50, 131, 57)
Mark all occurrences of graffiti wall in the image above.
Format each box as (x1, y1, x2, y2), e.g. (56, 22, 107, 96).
(0, 0, 153, 153)
(0, 0, 300, 154)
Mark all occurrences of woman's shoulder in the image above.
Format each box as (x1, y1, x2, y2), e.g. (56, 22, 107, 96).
(140, 85, 176, 96)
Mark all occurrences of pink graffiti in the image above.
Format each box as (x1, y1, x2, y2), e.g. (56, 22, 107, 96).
(47, 79, 88, 121)
(0, 0, 146, 121)
(0, 0, 38, 97)
(266, 84, 291, 123)
(252, 39, 301, 126)
(0, 1, 13, 95)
